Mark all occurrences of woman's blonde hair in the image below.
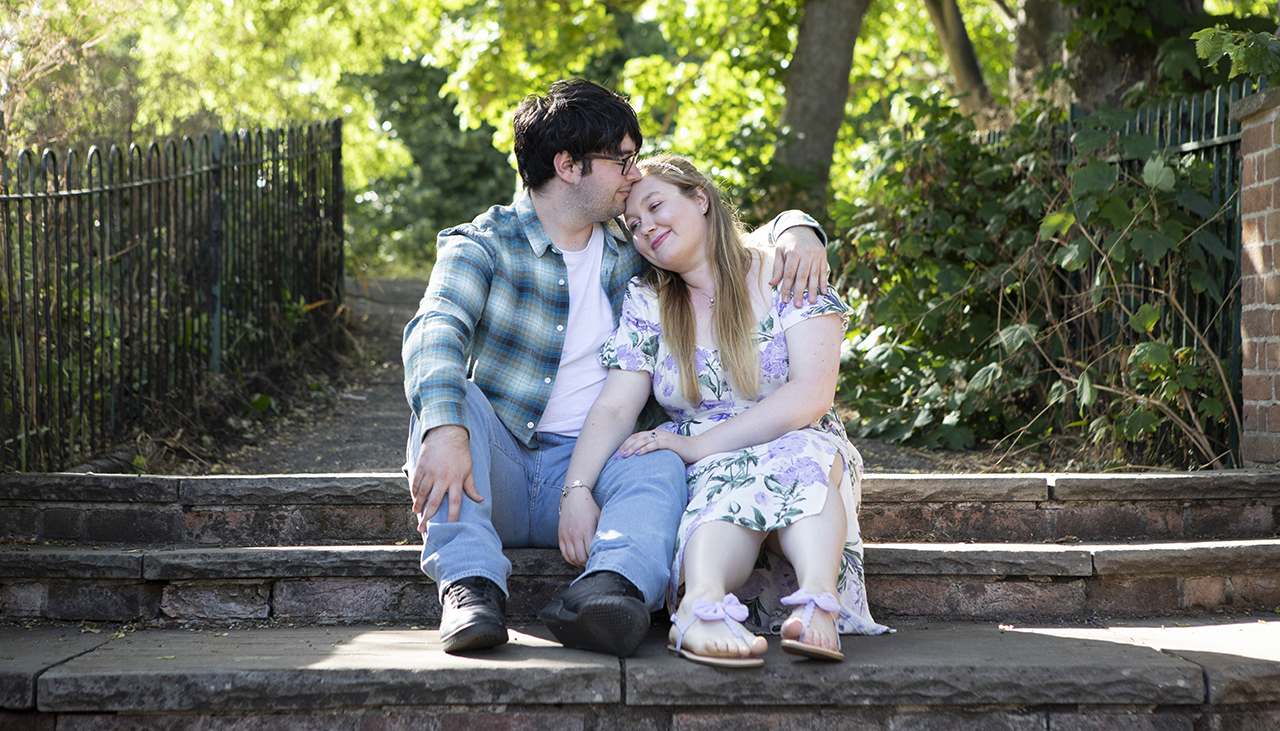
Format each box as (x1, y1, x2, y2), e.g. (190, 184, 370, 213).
(635, 155, 760, 404)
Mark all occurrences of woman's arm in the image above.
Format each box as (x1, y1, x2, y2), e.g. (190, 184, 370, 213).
(558, 368, 655, 567)
(617, 313, 844, 465)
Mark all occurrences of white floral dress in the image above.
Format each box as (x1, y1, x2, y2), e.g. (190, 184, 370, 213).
(600, 277, 889, 636)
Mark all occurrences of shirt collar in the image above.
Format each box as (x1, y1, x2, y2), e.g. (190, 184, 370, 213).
(515, 191, 555, 257)
(601, 217, 630, 254)
(516, 189, 633, 257)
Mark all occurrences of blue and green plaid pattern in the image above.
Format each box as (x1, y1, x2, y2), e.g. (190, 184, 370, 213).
(403, 190, 821, 448)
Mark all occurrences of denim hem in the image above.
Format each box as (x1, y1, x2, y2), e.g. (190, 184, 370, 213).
(435, 570, 510, 601)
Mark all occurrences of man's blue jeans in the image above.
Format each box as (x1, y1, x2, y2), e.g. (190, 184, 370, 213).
(404, 381, 687, 611)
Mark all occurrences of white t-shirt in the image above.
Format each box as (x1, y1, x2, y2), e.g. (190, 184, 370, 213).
(536, 224, 615, 437)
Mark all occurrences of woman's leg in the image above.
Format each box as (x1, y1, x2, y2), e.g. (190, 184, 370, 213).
(775, 458, 847, 652)
(669, 520, 769, 658)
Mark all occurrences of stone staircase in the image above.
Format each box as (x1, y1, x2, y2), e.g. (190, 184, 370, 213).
(2, 470, 1280, 729)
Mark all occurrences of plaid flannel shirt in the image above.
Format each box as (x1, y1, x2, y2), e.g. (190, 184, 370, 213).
(403, 190, 823, 449)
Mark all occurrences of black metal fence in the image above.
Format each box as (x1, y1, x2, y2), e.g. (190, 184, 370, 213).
(1, 120, 345, 472)
(1065, 81, 1257, 464)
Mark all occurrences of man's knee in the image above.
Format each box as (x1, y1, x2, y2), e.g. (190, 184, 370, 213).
(597, 449, 686, 499)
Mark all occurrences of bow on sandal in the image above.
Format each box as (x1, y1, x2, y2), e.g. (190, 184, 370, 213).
(779, 590, 847, 662)
(667, 594, 764, 668)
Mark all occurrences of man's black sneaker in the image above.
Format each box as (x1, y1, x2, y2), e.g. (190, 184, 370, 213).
(439, 577, 508, 653)
(538, 571, 650, 657)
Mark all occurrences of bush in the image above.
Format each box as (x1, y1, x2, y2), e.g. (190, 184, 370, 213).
(833, 92, 1238, 469)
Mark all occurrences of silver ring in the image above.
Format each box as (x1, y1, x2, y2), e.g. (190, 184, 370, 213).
(651, 431, 658, 440)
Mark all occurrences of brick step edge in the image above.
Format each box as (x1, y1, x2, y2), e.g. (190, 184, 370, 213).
(3, 542, 1279, 624)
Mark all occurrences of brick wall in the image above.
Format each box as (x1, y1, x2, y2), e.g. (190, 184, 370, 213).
(1232, 87, 1280, 465)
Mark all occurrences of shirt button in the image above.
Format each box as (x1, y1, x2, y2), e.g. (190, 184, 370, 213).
(559, 279, 565, 285)
(544, 377, 552, 384)
(557, 325, 564, 331)
(527, 421, 535, 429)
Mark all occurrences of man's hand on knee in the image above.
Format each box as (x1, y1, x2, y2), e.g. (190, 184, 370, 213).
(411, 425, 482, 529)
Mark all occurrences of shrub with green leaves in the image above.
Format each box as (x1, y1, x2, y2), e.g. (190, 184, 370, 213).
(1191, 25, 1280, 81)
(833, 92, 1238, 469)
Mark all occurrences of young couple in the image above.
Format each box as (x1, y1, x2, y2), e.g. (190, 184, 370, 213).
(403, 78, 889, 669)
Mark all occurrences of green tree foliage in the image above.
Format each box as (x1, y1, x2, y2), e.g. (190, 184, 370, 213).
(344, 61, 514, 278)
(14, 0, 1276, 466)
(130, 0, 430, 183)
(1061, 0, 1275, 108)
(0, 0, 137, 151)
(1192, 24, 1280, 80)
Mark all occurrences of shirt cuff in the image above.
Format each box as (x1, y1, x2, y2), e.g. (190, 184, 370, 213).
(770, 210, 828, 246)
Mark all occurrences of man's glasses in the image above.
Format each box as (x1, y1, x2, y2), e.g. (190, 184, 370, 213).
(583, 151, 638, 176)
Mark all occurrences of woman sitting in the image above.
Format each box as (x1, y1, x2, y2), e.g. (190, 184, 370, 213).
(557, 155, 889, 667)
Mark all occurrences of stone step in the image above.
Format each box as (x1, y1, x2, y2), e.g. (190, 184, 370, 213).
(3, 471, 1279, 545)
(2, 618, 1278, 729)
(3, 541, 1278, 624)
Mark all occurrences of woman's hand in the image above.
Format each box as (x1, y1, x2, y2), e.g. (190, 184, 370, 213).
(558, 490, 600, 567)
(617, 428, 703, 464)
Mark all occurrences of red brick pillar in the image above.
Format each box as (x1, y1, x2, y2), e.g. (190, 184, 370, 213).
(1232, 87, 1280, 466)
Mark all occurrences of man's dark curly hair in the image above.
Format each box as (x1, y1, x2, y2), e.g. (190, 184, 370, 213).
(513, 78, 642, 191)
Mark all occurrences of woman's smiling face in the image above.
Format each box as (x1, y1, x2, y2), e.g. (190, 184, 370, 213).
(624, 175, 710, 273)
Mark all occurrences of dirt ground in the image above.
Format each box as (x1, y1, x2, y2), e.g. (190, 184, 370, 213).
(188, 278, 1026, 476)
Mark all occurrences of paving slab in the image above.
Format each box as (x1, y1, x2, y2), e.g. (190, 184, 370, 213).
(0, 627, 114, 709)
(37, 625, 619, 713)
(862, 474, 1048, 503)
(626, 622, 1204, 707)
(179, 474, 407, 506)
(1052, 471, 1280, 500)
(1092, 539, 1280, 575)
(1099, 617, 1280, 704)
(21, 620, 1280, 716)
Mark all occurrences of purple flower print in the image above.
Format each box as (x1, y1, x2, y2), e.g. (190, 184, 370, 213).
(615, 345, 645, 371)
(655, 370, 676, 400)
(765, 432, 809, 461)
(764, 433, 829, 488)
(774, 293, 791, 319)
(694, 346, 714, 373)
(621, 308, 646, 332)
(621, 297, 660, 338)
(739, 570, 769, 597)
(759, 336, 788, 381)
(774, 455, 826, 488)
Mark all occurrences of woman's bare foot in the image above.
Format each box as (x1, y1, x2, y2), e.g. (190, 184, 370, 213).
(780, 596, 840, 653)
(669, 597, 767, 658)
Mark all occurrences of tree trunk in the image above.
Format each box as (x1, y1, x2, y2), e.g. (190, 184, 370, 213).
(1010, 0, 1067, 102)
(1066, 0, 1205, 113)
(763, 0, 871, 223)
(922, 0, 994, 116)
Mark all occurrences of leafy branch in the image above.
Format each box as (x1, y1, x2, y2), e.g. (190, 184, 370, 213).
(1191, 26, 1280, 81)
